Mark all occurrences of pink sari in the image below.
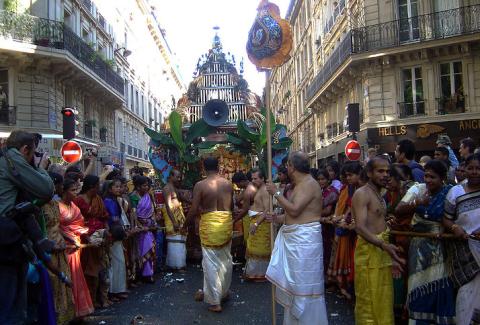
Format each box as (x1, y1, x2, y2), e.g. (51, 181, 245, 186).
(59, 201, 94, 317)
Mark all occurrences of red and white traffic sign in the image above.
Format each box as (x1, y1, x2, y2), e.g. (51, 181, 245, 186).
(345, 140, 361, 161)
(61, 140, 82, 163)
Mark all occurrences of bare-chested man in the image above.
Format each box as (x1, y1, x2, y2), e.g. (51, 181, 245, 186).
(265, 151, 328, 324)
(186, 157, 233, 313)
(352, 156, 405, 325)
(232, 172, 257, 243)
(241, 169, 270, 281)
(163, 170, 187, 270)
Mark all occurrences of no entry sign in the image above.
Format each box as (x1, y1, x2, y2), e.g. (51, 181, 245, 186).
(345, 140, 361, 161)
(61, 140, 82, 163)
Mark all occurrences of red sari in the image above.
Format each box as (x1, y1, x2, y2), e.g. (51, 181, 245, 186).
(59, 201, 94, 317)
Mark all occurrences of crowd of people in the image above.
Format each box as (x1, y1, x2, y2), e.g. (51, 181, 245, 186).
(252, 135, 479, 325)
(1, 129, 480, 325)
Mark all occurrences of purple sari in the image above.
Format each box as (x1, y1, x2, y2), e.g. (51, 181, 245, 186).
(136, 194, 156, 277)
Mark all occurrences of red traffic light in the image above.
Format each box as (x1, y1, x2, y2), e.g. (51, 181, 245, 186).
(61, 107, 77, 117)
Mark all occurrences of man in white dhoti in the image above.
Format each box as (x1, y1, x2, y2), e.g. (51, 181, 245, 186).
(186, 157, 233, 313)
(163, 170, 187, 270)
(266, 151, 328, 324)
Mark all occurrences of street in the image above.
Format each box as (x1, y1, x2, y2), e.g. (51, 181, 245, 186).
(85, 264, 354, 325)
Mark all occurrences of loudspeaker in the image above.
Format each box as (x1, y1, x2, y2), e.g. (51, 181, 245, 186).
(347, 103, 360, 133)
(203, 99, 229, 127)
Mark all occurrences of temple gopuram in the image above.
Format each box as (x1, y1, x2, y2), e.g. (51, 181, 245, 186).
(175, 27, 261, 140)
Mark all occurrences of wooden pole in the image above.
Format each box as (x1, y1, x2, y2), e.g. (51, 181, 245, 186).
(390, 230, 479, 240)
(265, 69, 276, 325)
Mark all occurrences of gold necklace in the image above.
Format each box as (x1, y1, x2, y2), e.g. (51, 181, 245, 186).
(367, 182, 387, 216)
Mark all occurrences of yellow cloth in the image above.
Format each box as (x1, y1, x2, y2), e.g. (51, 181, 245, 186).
(200, 211, 233, 248)
(354, 230, 394, 325)
(162, 205, 186, 236)
(247, 217, 271, 259)
(243, 216, 250, 243)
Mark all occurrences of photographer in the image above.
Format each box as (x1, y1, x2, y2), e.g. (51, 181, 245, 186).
(0, 130, 55, 324)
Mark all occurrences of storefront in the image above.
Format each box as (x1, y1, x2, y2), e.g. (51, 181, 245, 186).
(315, 118, 480, 166)
(367, 118, 480, 157)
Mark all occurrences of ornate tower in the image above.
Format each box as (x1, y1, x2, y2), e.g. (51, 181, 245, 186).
(179, 27, 260, 130)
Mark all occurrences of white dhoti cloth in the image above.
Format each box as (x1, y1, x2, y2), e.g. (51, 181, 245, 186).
(166, 234, 187, 269)
(202, 242, 232, 305)
(266, 222, 328, 325)
(456, 238, 480, 325)
(109, 241, 127, 294)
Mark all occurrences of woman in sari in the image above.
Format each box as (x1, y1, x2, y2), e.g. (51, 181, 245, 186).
(103, 179, 129, 300)
(130, 176, 157, 283)
(74, 175, 110, 308)
(444, 153, 480, 325)
(397, 160, 455, 324)
(317, 169, 339, 276)
(59, 178, 94, 318)
(328, 161, 361, 300)
(43, 172, 75, 324)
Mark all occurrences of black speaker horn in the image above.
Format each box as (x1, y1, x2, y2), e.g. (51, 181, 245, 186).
(203, 99, 229, 127)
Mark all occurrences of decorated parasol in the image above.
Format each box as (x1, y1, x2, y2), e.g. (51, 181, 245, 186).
(246, 1, 293, 324)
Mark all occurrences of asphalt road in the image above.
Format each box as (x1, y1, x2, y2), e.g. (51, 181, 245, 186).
(85, 264, 354, 325)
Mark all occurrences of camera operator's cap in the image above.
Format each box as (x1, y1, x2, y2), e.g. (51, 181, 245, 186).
(436, 134, 452, 145)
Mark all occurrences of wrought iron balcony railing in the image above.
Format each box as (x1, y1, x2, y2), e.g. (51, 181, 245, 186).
(437, 96, 465, 115)
(0, 10, 124, 95)
(352, 4, 480, 53)
(0, 106, 16, 125)
(306, 33, 352, 102)
(398, 101, 425, 118)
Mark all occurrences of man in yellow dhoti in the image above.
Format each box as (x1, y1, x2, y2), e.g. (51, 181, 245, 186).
(232, 172, 257, 244)
(187, 157, 233, 313)
(266, 152, 328, 324)
(352, 157, 406, 325)
(245, 169, 271, 281)
(163, 170, 187, 270)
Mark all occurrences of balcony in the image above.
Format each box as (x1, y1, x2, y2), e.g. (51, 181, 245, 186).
(307, 5, 480, 104)
(0, 106, 16, 125)
(306, 33, 352, 101)
(437, 96, 465, 115)
(398, 101, 425, 118)
(0, 10, 124, 96)
(351, 4, 480, 53)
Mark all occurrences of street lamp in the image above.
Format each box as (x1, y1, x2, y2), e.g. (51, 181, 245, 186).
(114, 47, 132, 57)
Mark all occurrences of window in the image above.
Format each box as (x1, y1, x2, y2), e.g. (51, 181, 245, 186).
(398, 0, 419, 42)
(401, 67, 424, 117)
(135, 90, 139, 115)
(64, 10, 73, 30)
(439, 61, 464, 114)
(129, 85, 134, 110)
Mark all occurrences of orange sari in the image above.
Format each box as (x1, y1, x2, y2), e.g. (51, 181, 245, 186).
(328, 185, 356, 288)
(59, 201, 94, 317)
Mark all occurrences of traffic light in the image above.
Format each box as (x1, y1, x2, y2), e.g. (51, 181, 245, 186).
(61, 107, 79, 140)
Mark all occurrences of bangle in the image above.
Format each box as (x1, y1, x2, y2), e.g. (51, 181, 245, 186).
(450, 224, 460, 232)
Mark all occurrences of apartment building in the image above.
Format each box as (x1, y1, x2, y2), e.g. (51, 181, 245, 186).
(270, 0, 480, 166)
(0, 0, 185, 171)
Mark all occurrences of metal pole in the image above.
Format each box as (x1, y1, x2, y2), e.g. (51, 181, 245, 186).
(265, 69, 276, 325)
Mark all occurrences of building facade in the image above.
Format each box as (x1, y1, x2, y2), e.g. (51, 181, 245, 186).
(0, 0, 185, 173)
(270, 0, 480, 166)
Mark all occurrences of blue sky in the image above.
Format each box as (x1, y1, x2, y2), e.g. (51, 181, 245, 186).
(154, 0, 291, 95)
